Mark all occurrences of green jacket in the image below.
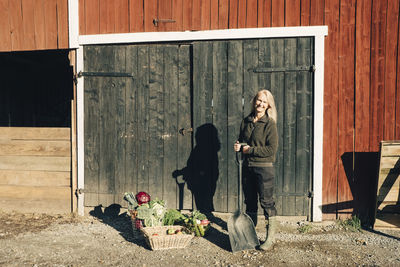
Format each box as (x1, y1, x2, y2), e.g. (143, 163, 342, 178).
(238, 113, 278, 167)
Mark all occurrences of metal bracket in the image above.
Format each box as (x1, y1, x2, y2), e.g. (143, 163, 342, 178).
(252, 65, 315, 73)
(77, 71, 134, 78)
(153, 18, 176, 27)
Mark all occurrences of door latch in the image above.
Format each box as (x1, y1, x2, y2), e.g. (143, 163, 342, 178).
(179, 127, 193, 136)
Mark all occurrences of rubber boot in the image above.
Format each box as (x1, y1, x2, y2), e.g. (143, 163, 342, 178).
(259, 216, 276, 251)
(247, 212, 258, 227)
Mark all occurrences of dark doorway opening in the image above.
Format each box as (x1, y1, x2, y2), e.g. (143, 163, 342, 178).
(0, 50, 73, 127)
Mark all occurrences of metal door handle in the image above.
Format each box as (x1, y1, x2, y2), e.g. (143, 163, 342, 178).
(179, 127, 193, 136)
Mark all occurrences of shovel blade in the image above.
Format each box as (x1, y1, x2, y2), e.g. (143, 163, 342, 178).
(227, 211, 260, 252)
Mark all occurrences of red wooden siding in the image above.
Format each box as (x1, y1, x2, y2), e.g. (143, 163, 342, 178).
(0, 0, 69, 52)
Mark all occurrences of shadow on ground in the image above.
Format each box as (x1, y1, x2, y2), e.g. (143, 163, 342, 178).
(88, 204, 148, 249)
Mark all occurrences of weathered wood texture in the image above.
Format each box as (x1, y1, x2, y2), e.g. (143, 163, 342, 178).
(0, 0, 69, 52)
(374, 141, 400, 229)
(0, 127, 71, 213)
(78, 0, 400, 220)
(84, 38, 313, 216)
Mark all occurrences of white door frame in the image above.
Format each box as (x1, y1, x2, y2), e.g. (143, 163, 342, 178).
(74, 26, 328, 221)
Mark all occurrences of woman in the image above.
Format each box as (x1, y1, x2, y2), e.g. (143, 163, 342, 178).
(233, 89, 278, 251)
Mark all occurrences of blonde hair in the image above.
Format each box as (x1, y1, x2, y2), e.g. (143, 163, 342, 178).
(251, 89, 277, 123)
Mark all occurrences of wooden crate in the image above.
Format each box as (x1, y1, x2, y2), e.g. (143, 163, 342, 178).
(374, 141, 400, 229)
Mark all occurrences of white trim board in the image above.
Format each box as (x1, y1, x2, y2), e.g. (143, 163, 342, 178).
(76, 26, 328, 221)
(68, 0, 79, 48)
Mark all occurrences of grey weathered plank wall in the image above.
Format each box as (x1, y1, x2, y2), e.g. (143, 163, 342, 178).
(84, 37, 313, 216)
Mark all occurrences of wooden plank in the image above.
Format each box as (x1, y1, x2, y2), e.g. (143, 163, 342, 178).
(295, 38, 312, 216)
(44, 0, 58, 49)
(172, 0, 183, 31)
(382, 144, 400, 156)
(163, 45, 179, 208)
(243, 40, 259, 116)
(301, 0, 310, 26)
(212, 41, 228, 212)
(246, 0, 258, 27)
(183, 0, 193, 30)
(9, 0, 23, 51)
(158, 0, 172, 31)
(115, 0, 129, 33)
(129, 0, 144, 32)
(0, 0, 11, 51)
(218, 0, 229, 29)
(0, 170, 70, 187)
(192, 41, 213, 211)
(0, 140, 70, 156)
(383, 0, 400, 140)
(56, 0, 69, 49)
(96, 47, 116, 206)
(310, 0, 324, 25)
(0, 127, 70, 140)
(379, 157, 400, 169)
(79, 0, 86, 35)
(374, 214, 400, 229)
(269, 39, 285, 215)
(71, 99, 77, 213)
(228, 0, 238, 28)
(337, 0, 356, 219)
(237, 0, 246, 28)
(99, 0, 113, 33)
(271, 0, 284, 27)
(21, 0, 36, 50)
(322, 0, 340, 220)
(227, 40, 243, 212)
(112, 46, 127, 205)
(83, 46, 101, 206)
(369, 0, 387, 151)
(85, 0, 100, 34)
(125, 45, 138, 196)
(144, 0, 157, 31)
(354, 0, 372, 152)
(136, 45, 150, 193)
(177, 45, 193, 210)
(261, 0, 272, 27)
(282, 38, 297, 216)
(200, 0, 211, 30)
(211, 0, 219, 29)
(0, 185, 70, 199)
(0, 156, 70, 172)
(285, 0, 300, 26)
(0, 198, 71, 214)
(192, 0, 202, 30)
(147, 45, 164, 200)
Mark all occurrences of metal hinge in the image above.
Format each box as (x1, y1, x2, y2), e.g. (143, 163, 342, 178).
(77, 71, 134, 78)
(308, 191, 314, 198)
(252, 65, 316, 73)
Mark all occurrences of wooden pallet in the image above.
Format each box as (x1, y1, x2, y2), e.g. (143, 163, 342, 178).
(374, 141, 400, 229)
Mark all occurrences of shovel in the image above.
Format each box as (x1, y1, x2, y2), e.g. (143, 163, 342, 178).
(228, 150, 260, 252)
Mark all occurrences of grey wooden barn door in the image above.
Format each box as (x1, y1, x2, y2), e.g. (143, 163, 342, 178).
(192, 37, 314, 216)
(84, 37, 313, 216)
(83, 44, 193, 209)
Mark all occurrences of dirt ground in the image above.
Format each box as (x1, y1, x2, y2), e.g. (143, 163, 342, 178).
(0, 209, 399, 267)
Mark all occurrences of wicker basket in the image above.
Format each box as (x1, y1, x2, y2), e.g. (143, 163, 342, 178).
(140, 225, 194, 250)
(129, 210, 143, 239)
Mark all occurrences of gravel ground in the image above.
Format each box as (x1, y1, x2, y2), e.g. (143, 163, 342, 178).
(0, 209, 399, 267)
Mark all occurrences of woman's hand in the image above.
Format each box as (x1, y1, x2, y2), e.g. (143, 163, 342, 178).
(234, 141, 250, 153)
(234, 141, 241, 152)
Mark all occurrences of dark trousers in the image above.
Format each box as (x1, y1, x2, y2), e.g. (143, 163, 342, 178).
(242, 165, 277, 218)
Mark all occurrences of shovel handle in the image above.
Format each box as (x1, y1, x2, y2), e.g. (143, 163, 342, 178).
(236, 151, 243, 212)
